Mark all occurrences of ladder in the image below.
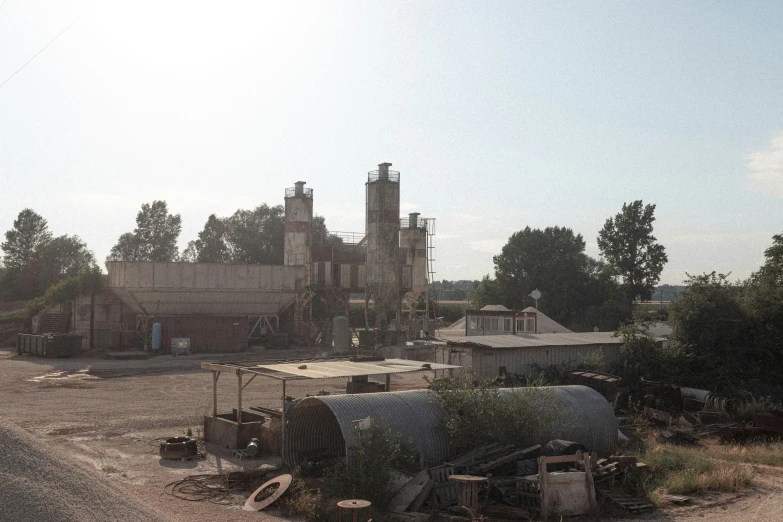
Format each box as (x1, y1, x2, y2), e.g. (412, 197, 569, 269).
(425, 218, 438, 326)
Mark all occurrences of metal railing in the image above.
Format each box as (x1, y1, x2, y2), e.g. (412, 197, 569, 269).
(367, 170, 400, 182)
(329, 231, 365, 245)
(399, 216, 427, 229)
(285, 187, 314, 198)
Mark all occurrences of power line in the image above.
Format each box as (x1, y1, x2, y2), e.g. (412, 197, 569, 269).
(0, 1, 9, 13)
(0, 12, 84, 92)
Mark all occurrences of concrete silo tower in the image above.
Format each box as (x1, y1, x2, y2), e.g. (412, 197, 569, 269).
(284, 181, 313, 284)
(365, 162, 401, 329)
(399, 212, 428, 309)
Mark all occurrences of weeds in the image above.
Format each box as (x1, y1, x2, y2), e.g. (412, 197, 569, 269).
(279, 476, 331, 522)
(732, 398, 768, 422)
(323, 423, 416, 509)
(641, 440, 754, 503)
(711, 443, 783, 468)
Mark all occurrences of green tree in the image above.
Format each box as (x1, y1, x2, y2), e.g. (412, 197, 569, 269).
(488, 226, 623, 328)
(468, 275, 503, 309)
(312, 215, 344, 246)
(744, 232, 783, 386)
(224, 204, 284, 264)
(1, 209, 52, 270)
(32, 235, 96, 295)
(597, 200, 668, 306)
(668, 273, 756, 391)
(189, 214, 231, 263)
(1, 210, 96, 299)
(107, 201, 182, 262)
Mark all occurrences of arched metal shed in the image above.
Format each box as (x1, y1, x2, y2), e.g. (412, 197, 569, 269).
(284, 385, 617, 467)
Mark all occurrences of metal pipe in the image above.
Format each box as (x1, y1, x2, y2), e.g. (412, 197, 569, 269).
(237, 371, 243, 424)
(281, 379, 287, 459)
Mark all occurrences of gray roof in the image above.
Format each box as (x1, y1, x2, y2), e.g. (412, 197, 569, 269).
(443, 331, 623, 349)
(520, 307, 573, 333)
(481, 304, 511, 311)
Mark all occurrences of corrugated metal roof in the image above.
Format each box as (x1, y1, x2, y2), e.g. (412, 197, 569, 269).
(443, 331, 623, 349)
(254, 358, 460, 379)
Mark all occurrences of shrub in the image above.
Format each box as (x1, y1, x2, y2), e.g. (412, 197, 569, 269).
(323, 424, 417, 509)
(427, 374, 562, 454)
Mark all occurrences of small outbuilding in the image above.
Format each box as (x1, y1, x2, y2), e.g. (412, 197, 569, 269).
(435, 332, 625, 378)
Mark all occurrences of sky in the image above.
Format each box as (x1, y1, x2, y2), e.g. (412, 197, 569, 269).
(1, 1, 781, 285)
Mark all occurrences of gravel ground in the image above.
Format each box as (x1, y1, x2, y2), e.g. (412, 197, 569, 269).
(0, 420, 164, 522)
(2, 347, 782, 521)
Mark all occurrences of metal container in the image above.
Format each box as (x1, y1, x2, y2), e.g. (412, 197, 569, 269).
(151, 322, 162, 351)
(333, 316, 351, 351)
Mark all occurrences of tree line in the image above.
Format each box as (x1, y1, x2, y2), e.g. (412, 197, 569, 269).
(0, 201, 340, 301)
(618, 234, 783, 395)
(469, 200, 668, 331)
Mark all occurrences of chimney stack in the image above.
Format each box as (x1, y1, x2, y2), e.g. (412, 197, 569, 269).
(378, 162, 392, 180)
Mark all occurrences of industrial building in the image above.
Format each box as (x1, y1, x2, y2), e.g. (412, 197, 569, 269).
(32, 162, 436, 352)
(440, 305, 574, 337)
(434, 332, 625, 379)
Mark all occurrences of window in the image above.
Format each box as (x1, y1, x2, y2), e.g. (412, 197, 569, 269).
(516, 318, 524, 331)
(526, 318, 535, 332)
(503, 318, 512, 332)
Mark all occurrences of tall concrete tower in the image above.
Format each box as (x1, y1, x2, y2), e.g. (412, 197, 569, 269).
(399, 212, 428, 305)
(284, 181, 313, 284)
(366, 163, 400, 329)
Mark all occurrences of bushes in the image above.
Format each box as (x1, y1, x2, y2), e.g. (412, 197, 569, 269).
(20, 267, 105, 319)
(323, 424, 416, 509)
(427, 374, 561, 454)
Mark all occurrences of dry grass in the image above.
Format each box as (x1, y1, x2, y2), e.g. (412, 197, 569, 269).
(641, 440, 755, 504)
(709, 443, 783, 468)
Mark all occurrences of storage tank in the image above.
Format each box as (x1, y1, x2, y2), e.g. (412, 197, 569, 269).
(284, 181, 313, 284)
(399, 212, 428, 302)
(365, 163, 400, 329)
(151, 322, 162, 351)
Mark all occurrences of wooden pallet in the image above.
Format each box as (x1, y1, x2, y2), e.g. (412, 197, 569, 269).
(597, 490, 655, 513)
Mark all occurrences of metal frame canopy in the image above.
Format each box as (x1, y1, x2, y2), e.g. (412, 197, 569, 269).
(200, 358, 462, 457)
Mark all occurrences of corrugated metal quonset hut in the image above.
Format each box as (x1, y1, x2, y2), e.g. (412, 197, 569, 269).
(284, 385, 618, 468)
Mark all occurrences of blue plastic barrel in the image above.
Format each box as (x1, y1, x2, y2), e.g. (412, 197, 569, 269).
(151, 323, 162, 351)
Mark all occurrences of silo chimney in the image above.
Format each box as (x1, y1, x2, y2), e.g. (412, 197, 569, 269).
(378, 162, 392, 180)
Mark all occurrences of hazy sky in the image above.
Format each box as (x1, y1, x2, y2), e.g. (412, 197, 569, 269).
(1, 1, 781, 284)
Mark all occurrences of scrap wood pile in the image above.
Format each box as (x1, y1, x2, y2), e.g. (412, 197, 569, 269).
(636, 404, 783, 445)
(384, 440, 654, 520)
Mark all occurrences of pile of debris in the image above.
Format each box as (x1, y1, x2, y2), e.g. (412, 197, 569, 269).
(383, 440, 654, 520)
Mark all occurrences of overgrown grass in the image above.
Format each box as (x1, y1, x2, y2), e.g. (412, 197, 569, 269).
(710, 443, 783, 468)
(732, 398, 768, 422)
(641, 441, 754, 504)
